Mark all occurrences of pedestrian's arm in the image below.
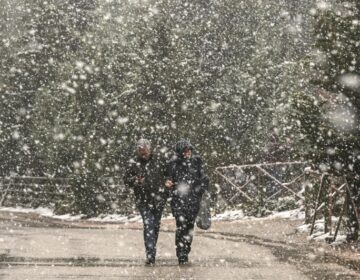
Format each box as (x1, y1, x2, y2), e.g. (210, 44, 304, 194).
(123, 163, 137, 189)
(164, 159, 175, 187)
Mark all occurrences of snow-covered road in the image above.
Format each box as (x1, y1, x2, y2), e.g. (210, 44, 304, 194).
(0, 210, 358, 279)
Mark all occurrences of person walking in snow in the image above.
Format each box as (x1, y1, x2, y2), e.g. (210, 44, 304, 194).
(165, 139, 209, 265)
(124, 139, 168, 265)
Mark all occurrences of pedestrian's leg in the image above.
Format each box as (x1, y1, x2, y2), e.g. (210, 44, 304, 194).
(175, 214, 195, 263)
(153, 207, 164, 248)
(183, 217, 195, 256)
(139, 208, 157, 262)
(175, 214, 185, 259)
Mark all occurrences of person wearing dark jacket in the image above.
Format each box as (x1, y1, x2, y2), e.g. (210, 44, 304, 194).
(165, 139, 209, 265)
(123, 139, 167, 265)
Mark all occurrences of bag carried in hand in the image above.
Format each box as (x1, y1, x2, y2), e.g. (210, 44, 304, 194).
(196, 191, 211, 230)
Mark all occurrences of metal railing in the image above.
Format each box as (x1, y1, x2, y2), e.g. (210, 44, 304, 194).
(215, 162, 359, 242)
(0, 176, 133, 214)
(215, 161, 307, 205)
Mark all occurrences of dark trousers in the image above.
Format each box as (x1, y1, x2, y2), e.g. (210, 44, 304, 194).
(139, 206, 163, 260)
(174, 213, 196, 259)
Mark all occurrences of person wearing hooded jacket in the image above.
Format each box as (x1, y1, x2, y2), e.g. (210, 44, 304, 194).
(123, 139, 168, 265)
(165, 139, 209, 265)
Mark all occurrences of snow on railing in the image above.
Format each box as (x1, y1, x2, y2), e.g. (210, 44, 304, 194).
(215, 161, 307, 204)
(215, 163, 359, 242)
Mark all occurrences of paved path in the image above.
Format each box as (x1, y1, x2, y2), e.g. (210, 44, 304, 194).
(0, 211, 359, 279)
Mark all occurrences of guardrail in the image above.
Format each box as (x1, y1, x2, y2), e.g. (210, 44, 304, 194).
(0, 176, 134, 215)
(214, 163, 359, 242)
(215, 161, 307, 205)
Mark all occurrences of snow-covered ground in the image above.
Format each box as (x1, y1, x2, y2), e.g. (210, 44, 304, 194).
(0, 206, 144, 223)
(0, 206, 305, 223)
(0, 206, 349, 244)
(0, 206, 84, 221)
(297, 216, 348, 244)
(213, 208, 305, 221)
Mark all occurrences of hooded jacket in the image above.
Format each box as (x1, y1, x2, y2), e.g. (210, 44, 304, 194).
(167, 140, 209, 217)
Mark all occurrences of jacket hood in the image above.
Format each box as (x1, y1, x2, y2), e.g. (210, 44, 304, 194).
(174, 139, 194, 157)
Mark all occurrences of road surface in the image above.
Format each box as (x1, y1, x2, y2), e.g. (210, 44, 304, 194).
(0, 211, 359, 279)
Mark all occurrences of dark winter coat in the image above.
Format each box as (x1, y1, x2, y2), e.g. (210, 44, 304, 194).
(124, 153, 168, 209)
(167, 140, 209, 219)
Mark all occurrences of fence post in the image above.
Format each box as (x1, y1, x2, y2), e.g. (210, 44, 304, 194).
(332, 198, 347, 243)
(304, 171, 313, 224)
(0, 178, 12, 207)
(310, 174, 327, 236)
(324, 177, 333, 234)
